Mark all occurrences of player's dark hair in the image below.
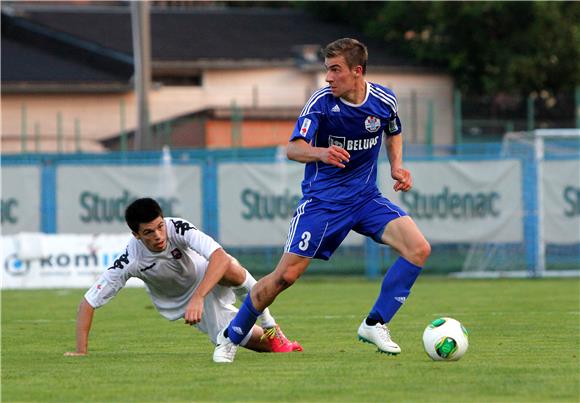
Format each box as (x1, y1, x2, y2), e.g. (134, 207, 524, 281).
(323, 38, 368, 74)
(125, 198, 163, 233)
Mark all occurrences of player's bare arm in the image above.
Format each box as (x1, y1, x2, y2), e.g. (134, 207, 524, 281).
(287, 138, 350, 168)
(184, 248, 231, 325)
(385, 134, 412, 192)
(64, 298, 94, 356)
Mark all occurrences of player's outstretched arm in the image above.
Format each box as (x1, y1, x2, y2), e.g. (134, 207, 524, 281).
(287, 138, 350, 168)
(385, 134, 412, 192)
(64, 298, 95, 356)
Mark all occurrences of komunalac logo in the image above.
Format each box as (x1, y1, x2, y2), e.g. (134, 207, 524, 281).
(79, 190, 179, 223)
(563, 185, 580, 217)
(241, 188, 302, 221)
(1, 198, 19, 224)
(3, 250, 123, 276)
(401, 186, 501, 220)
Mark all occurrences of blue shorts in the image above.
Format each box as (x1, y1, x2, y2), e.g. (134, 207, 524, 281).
(284, 194, 407, 260)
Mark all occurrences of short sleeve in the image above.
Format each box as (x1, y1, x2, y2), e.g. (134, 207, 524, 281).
(290, 114, 320, 143)
(84, 248, 133, 308)
(167, 218, 221, 260)
(289, 87, 329, 143)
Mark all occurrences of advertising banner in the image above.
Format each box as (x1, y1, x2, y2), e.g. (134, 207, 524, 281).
(218, 162, 365, 246)
(56, 164, 202, 233)
(543, 160, 580, 244)
(1, 166, 41, 234)
(378, 160, 523, 243)
(1, 233, 144, 289)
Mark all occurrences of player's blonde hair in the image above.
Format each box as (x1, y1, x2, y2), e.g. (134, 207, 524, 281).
(323, 38, 368, 74)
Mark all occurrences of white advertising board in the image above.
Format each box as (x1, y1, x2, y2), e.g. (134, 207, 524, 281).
(218, 160, 524, 246)
(1, 166, 41, 234)
(56, 164, 202, 233)
(1, 233, 143, 289)
(543, 160, 580, 244)
(378, 160, 523, 243)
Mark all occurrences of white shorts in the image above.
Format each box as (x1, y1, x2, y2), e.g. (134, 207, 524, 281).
(195, 284, 239, 344)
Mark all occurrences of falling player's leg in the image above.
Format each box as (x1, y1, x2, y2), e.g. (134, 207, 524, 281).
(214, 253, 309, 362)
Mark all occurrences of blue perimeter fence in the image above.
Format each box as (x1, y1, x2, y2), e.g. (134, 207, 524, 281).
(2, 141, 579, 277)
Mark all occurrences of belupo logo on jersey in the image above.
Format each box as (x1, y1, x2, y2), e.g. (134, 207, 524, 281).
(365, 116, 381, 133)
(300, 118, 312, 137)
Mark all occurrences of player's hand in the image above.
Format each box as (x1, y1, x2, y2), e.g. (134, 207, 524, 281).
(64, 351, 87, 356)
(184, 294, 204, 325)
(392, 167, 412, 192)
(319, 145, 350, 168)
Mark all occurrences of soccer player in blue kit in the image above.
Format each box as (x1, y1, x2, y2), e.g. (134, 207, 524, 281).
(213, 38, 431, 363)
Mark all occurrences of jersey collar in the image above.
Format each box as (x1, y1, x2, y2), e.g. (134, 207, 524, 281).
(339, 81, 369, 107)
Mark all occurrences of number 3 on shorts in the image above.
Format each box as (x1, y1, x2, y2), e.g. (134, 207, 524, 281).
(299, 231, 311, 251)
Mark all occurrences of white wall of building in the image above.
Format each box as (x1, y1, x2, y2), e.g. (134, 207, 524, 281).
(1, 67, 454, 153)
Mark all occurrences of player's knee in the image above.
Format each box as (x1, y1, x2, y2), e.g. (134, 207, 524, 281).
(222, 255, 246, 286)
(414, 240, 431, 266)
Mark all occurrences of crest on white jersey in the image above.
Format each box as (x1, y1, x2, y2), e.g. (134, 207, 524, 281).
(171, 248, 183, 259)
(328, 135, 346, 148)
(365, 116, 381, 133)
(300, 118, 312, 137)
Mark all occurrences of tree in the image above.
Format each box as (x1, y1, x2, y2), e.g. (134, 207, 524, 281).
(301, 1, 580, 96)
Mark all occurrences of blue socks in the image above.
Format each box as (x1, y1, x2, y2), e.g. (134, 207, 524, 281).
(227, 294, 263, 345)
(368, 257, 422, 324)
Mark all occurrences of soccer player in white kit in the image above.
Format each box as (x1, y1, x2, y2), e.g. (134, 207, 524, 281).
(64, 198, 302, 357)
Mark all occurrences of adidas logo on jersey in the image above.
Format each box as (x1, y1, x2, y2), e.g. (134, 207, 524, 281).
(331, 104, 340, 113)
(394, 296, 406, 304)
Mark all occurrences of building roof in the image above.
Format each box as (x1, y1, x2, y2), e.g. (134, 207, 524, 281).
(2, 4, 421, 90)
(16, 6, 415, 65)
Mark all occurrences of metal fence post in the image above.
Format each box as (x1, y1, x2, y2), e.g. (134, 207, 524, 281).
(57, 111, 63, 153)
(21, 103, 28, 153)
(527, 94, 535, 131)
(34, 122, 40, 153)
(575, 85, 580, 129)
(454, 89, 462, 145)
(425, 99, 434, 150)
(120, 99, 127, 154)
(75, 118, 81, 153)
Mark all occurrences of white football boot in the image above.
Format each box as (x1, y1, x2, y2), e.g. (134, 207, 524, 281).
(357, 320, 401, 355)
(213, 328, 238, 363)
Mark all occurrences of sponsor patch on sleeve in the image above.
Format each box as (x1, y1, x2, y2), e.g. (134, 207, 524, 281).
(388, 117, 400, 134)
(300, 118, 312, 137)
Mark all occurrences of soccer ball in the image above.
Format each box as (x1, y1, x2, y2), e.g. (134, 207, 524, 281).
(422, 317, 469, 361)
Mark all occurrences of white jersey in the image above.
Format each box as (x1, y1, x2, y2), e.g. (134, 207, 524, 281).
(85, 217, 235, 321)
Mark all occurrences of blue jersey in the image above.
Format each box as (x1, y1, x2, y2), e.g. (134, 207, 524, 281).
(289, 82, 402, 204)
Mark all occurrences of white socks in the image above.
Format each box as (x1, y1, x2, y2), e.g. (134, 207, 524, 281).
(232, 269, 276, 329)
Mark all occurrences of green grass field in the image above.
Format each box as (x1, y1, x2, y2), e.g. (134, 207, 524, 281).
(2, 277, 579, 402)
